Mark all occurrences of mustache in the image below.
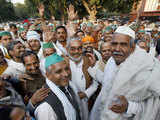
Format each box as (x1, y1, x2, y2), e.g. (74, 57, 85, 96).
(113, 51, 124, 56)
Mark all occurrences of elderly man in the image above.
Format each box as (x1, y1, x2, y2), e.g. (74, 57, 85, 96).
(35, 53, 86, 120)
(100, 26, 160, 120)
(67, 37, 99, 117)
(0, 31, 13, 59)
(3, 41, 25, 78)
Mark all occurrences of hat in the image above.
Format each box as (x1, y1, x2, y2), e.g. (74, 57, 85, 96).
(87, 22, 93, 27)
(0, 31, 11, 37)
(115, 26, 135, 39)
(138, 30, 145, 33)
(26, 31, 40, 41)
(45, 53, 64, 68)
(43, 42, 54, 49)
(18, 28, 26, 33)
(82, 36, 95, 43)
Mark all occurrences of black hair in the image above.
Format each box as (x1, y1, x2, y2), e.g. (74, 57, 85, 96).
(75, 30, 84, 36)
(9, 24, 17, 29)
(55, 26, 67, 33)
(156, 39, 160, 55)
(21, 50, 39, 64)
(6, 41, 22, 52)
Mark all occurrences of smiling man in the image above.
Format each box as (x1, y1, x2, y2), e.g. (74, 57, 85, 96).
(100, 26, 160, 120)
(35, 53, 86, 120)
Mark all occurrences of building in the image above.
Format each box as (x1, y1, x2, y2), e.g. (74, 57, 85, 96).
(131, 0, 160, 20)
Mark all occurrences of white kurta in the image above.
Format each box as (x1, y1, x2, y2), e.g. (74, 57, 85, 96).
(56, 41, 67, 55)
(69, 59, 98, 120)
(3, 60, 25, 78)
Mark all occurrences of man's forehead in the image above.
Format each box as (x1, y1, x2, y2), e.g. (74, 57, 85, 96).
(112, 33, 131, 42)
(24, 55, 37, 63)
(50, 61, 67, 70)
(70, 40, 82, 47)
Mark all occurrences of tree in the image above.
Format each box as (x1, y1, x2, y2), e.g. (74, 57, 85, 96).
(14, 3, 28, 19)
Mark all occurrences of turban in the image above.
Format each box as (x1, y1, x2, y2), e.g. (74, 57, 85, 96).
(0, 31, 11, 37)
(115, 26, 135, 39)
(82, 36, 95, 43)
(43, 42, 54, 49)
(26, 31, 40, 41)
(45, 53, 64, 69)
(23, 23, 28, 26)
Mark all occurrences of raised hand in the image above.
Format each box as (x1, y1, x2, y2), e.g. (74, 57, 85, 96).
(38, 3, 45, 18)
(67, 4, 78, 21)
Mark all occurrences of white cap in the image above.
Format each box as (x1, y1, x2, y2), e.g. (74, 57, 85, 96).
(26, 31, 40, 41)
(115, 26, 135, 39)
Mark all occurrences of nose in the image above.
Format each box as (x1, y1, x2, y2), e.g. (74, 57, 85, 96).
(62, 70, 68, 77)
(115, 44, 121, 52)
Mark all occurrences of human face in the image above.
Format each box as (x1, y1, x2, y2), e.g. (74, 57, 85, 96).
(20, 31, 27, 40)
(11, 43, 25, 58)
(1, 35, 12, 47)
(138, 41, 148, 52)
(101, 42, 112, 62)
(68, 40, 83, 61)
(56, 28, 67, 42)
(28, 39, 41, 52)
(43, 48, 56, 57)
(0, 79, 6, 99)
(104, 34, 112, 43)
(83, 41, 93, 49)
(77, 32, 84, 39)
(24, 55, 40, 75)
(10, 26, 17, 34)
(111, 34, 133, 65)
(46, 61, 71, 87)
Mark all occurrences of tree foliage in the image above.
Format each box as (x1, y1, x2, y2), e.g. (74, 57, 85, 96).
(0, 0, 17, 22)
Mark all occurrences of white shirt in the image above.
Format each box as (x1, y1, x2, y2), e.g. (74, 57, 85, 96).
(3, 59, 25, 78)
(35, 102, 57, 120)
(56, 41, 67, 55)
(69, 59, 98, 98)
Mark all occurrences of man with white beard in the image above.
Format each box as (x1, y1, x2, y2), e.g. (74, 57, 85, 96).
(100, 26, 160, 120)
(66, 37, 99, 120)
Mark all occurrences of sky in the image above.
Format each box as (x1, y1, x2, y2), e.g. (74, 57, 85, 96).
(11, 0, 24, 4)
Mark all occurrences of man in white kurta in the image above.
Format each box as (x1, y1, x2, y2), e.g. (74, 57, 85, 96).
(100, 26, 160, 120)
(67, 38, 98, 119)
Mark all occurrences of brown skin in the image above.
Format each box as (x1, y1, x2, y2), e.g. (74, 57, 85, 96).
(111, 33, 135, 65)
(101, 42, 112, 63)
(10, 107, 31, 120)
(67, 40, 83, 63)
(83, 41, 94, 49)
(23, 54, 40, 75)
(46, 61, 71, 87)
(43, 48, 56, 57)
(109, 96, 128, 113)
(56, 28, 67, 47)
(31, 87, 50, 105)
(138, 41, 148, 52)
(20, 31, 27, 41)
(10, 26, 17, 35)
(9, 43, 25, 63)
(109, 33, 136, 113)
(0, 80, 7, 99)
(0, 35, 12, 47)
(27, 39, 41, 54)
(77, 32, 85, 39)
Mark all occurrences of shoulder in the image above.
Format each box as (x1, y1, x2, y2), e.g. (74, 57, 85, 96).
(35, 102, 57, 120)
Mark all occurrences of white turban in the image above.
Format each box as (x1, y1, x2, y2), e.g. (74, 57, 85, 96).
(115, 26, 135, 39)
(26, 31, 40, 41)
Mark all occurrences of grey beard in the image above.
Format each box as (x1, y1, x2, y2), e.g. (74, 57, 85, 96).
(68, 54, 82, 62)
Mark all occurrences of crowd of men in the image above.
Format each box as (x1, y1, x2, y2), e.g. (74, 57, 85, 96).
(1, 4, 160, 120)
